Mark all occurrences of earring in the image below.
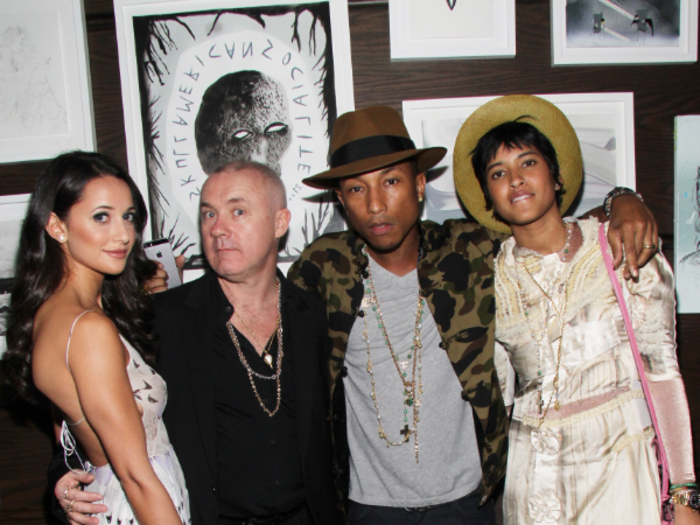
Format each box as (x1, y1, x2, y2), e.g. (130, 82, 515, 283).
(58, 234, 65, 243)
(418, 196, 424, 203)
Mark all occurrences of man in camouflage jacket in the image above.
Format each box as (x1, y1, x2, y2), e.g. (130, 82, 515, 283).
(288, 219, 508, 506)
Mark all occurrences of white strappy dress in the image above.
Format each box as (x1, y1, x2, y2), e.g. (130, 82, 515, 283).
(62, 311, 191, 525)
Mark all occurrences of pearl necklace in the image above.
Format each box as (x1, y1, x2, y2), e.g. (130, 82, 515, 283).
(361, 246, 424, 462)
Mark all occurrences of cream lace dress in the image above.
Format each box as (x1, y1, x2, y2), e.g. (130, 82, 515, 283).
(62, 312, 190, 525)
(494, 218, 678, 524)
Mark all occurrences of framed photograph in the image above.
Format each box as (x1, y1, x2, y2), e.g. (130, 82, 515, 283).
(551, 0, 698, 65)
(388, 0, 516, 59)
(674, 115, 700, 313)
(114, 0, 355, 268)
(402, 92, 635, 223)
(0, 0, 95, 164)
(0, 194, 30, 357)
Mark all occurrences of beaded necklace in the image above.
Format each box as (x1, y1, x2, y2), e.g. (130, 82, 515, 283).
(361, 246, 424, 462)
(514, 220, 576, 427)
(226, 279, 283, 417)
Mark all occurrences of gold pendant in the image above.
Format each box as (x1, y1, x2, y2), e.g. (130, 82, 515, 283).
(263, 352, 274, 368)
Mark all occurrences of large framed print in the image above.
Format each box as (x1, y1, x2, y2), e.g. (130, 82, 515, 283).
(114, 0, 354, 267)
(674, 115, 700, 313)
(551, 0, 698, 65)
(388, 0, 516, 59)
(0, 194, 30, 357)
(0, 0, 95, 163)
(402, 93, 635, 224)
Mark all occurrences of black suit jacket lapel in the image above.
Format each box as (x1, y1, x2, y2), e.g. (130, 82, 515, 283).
(182, 273, 219, 482)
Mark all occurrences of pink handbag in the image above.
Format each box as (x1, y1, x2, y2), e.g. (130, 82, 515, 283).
(598, 224, 673, 523)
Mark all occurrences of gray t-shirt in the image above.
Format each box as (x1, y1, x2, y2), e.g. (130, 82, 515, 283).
(344, 256, 482, 507)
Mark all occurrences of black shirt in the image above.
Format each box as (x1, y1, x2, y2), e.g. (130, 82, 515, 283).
(211, 279, 305, 519)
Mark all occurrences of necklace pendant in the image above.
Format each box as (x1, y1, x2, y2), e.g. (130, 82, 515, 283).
(361, 295, 371, 308)
(536, 392, 545, 414)
(263, 352, 274, 368)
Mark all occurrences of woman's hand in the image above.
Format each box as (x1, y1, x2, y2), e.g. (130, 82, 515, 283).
(606, 194, 658, 280)
(54, 471, 107, 525)
(673, 502, 700, 525)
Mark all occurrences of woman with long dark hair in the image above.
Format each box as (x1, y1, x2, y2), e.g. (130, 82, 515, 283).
(2, 151, 190, 525)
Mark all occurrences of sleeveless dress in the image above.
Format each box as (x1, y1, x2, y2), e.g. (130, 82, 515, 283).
(493, 218, 679, 524)
(61, 311, 191, 525)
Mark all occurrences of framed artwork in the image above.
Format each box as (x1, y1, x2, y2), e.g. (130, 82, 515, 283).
(402, 92, 635, 223)
(551, 0, 698, 65)
(388, 0, 516, 59)
(674, 115, 700, 313)
(0, 0, 95, 163)
(0, 194, 30, 357)
(114, 0, 354, 268)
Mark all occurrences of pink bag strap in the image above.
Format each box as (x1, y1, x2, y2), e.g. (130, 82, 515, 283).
(597, 224, 670, 504)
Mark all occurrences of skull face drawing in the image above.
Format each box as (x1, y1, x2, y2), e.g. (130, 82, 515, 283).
(195, 70, 292, 174)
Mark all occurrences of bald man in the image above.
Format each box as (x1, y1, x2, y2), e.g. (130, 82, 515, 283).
(53, 161, 340, 525)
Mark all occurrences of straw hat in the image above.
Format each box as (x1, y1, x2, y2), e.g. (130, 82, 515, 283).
(453, 95, 583, 234)
(303, 106, 447, 189)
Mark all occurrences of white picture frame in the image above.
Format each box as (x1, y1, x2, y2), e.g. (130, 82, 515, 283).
(402, 93, 635, 224)
(388, 0, 516, 60)
(0, 193, 31, 357)
(114, 0, 354, 268)
(674, 115, 700, 313)
(551, 0, 698, 66)
(0, 0, 95, 164)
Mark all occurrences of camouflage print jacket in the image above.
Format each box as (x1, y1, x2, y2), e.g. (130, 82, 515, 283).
(288, 219, 509, 506)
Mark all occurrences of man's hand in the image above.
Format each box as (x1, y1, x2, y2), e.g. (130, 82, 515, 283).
(143, 255, 185, 294)
(606, 194, 658, 280)
(55, 471, 107, 525)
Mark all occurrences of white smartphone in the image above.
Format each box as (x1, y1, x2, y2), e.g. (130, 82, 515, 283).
(143, 238, 182, 289)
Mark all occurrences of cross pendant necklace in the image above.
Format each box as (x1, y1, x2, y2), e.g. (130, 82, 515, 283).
(400, 424, 412, 439)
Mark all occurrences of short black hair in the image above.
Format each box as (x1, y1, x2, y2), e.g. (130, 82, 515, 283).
(471, 120, 565, 213)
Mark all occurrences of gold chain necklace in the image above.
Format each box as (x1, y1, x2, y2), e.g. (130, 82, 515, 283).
(226, 279, 283, 417)
(361, 246, 424, 462)
(515, 255, 570, 428)
(235, 310, 280, 369)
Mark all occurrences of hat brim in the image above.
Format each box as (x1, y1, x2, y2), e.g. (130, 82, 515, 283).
(303, 147, 447, 190)
(453, 95, 583, 234)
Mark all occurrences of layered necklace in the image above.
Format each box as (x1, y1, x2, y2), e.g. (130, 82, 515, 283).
(361, 246, 424, 462)
(514, 220, 576, 427)
(226, 279, 283, 417)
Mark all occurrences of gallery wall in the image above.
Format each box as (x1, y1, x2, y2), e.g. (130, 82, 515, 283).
(1, 0, 699, 523)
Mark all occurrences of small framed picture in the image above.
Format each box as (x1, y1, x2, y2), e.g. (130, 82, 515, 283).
(0, 193, 30, 357)
(0, 0, 95, 163)
(389, 0, 516, 59)
(551, 0, 698, 65)
(402, 93, 635, 223)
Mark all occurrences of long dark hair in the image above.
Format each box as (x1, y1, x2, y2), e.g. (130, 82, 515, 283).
(2, 151, 158, 401)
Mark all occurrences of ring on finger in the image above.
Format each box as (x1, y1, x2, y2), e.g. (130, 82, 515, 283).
(642, 244, 657, 250)
(67, 500, 75, 514)
(63, 486, 70, 500)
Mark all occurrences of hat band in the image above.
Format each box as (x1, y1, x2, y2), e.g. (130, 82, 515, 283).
(330, 135, 416, 168)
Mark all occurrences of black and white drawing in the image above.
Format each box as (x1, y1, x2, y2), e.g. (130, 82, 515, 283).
(0, 0, 94, 163)
(674, 116, 700, 313)
(402, 94, 635, 224)
(115, 0, 354, 267)
(0, 194, 30, 357)
(552, 0, 697, 64)
(566, 0, 680, 48)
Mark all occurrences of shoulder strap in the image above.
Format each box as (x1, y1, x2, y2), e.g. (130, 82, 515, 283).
(64, 310, 94, 427)
(597, 224, 670, 501)
(65, 310, 94, 372)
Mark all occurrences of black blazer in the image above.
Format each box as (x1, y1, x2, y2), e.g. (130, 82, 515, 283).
(153, 271, 340, 525)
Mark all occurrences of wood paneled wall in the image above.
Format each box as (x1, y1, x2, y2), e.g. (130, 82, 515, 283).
(1, 1, 698, 522)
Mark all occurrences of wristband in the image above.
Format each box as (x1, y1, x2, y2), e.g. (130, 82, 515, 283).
(603, 187, 643, 219)
(671, 482, 699, 492)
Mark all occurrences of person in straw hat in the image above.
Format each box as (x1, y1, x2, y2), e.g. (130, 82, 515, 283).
(288, 104, 658, 524)
(454, 94, 699, 525)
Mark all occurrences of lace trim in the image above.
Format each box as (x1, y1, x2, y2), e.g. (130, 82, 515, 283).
(611, 426, 656, 453)
(521, 389, 644, 429)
